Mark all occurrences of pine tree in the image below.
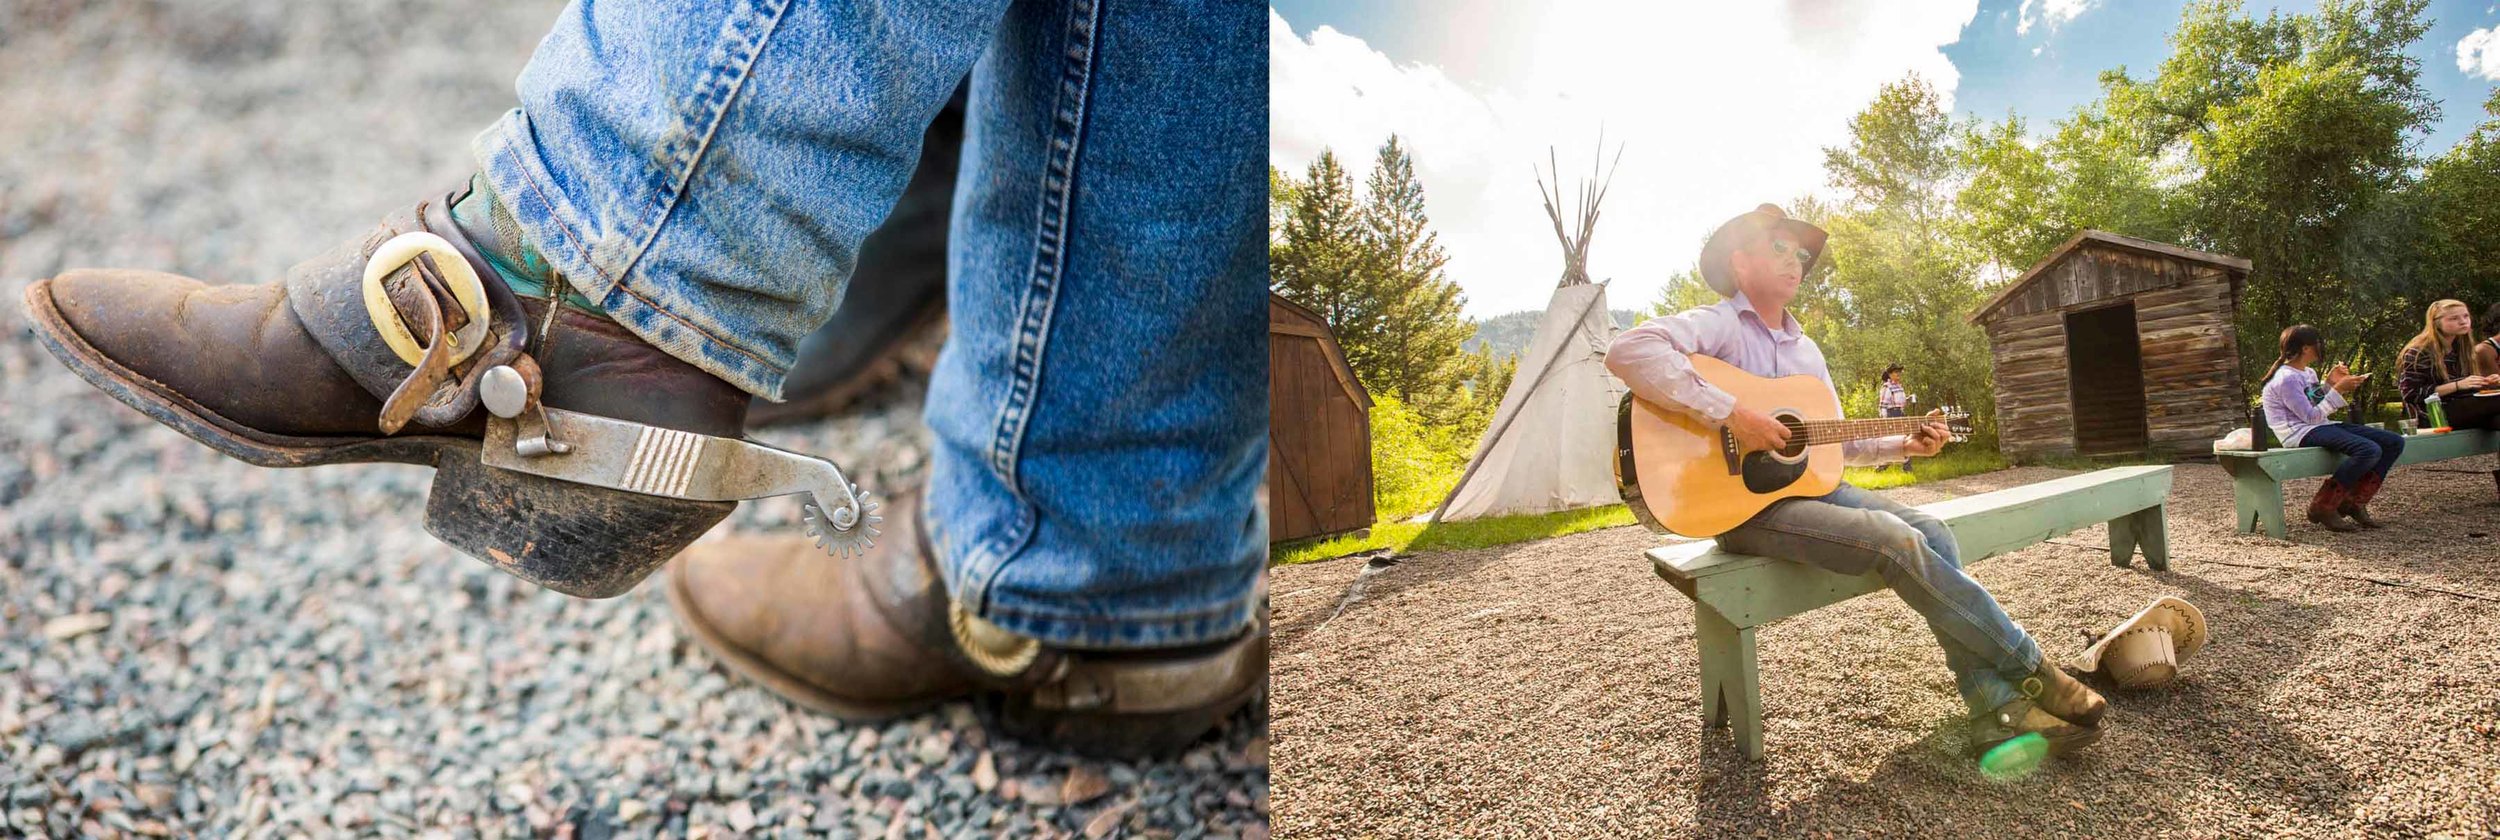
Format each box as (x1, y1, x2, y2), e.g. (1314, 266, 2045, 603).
(1360, 136, 1474, 423)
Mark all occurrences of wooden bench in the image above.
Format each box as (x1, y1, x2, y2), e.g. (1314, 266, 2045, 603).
(1643, 465, 2174, 760)
(2215, 428, 2500, 539)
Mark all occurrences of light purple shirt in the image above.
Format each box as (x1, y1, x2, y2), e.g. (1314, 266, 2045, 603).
(2261, 365, 2349, 447)
(1605, 292, 1908, 467)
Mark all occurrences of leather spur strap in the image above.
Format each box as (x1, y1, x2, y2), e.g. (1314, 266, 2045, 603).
(364, 203, 533, 435)
(376, 253, 465, 434)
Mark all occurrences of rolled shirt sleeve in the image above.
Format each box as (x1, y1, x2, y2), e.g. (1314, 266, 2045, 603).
(1605, 312, 1740, 423)
(1843, 433, 1909, 467)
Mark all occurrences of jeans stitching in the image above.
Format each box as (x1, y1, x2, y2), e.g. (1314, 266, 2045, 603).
(966, 0, 1100, 614)
(494, 130, 785, 375)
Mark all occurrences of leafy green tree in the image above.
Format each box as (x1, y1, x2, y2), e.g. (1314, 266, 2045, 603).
(2413, 90, 2500, 306)
(1273, 138, 1488, 435)
(1359, 136, 1476, 425)
(1812, 76, 1998, 430)
(1959, 108, 2182, 275)
(2100, 0, 2435, 402)
(1271, 150, 1370, 347)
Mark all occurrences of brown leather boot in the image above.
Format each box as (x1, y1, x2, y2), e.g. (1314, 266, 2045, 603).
(1968, 696, 2102, 759)
(2020, 661, 2107, 728)
(2339, 474, 2385, 529)
(666, 493, 1267, 759)
(20, 186, 748, 597)
(2306, 480, 2360, 532)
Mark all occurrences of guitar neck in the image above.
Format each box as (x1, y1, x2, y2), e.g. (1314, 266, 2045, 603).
(1793, 416, 1945, 446)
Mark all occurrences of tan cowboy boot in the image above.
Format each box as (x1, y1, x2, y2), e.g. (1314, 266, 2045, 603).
(1968, 696, 2102, 759)
(21, 184, 748, 596)
(2021, 661, 2107, 728)
(666, 492, 1267, 758)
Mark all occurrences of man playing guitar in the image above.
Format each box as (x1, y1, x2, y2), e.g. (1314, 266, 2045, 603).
(1605, 204, 2109, 759)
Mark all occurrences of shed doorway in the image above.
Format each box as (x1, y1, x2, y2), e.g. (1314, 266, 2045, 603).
(2065, 303, 2149, 455)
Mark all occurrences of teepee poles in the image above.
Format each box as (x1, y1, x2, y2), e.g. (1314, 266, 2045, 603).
(1534, 135, 1622, 287)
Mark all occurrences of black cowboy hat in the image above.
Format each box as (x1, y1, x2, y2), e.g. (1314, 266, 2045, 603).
(1698, 203, 1829, 297)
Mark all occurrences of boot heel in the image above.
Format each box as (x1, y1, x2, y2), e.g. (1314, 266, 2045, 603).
(425, 451, 736, 598)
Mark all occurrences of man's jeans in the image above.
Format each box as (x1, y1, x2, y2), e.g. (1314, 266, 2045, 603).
(471, 0, 1266, 649)
(1716, 484, 2045, 714)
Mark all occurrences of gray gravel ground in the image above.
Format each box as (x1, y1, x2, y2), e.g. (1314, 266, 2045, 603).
(1273, 464, 2500, 838)
(0, 3, 1266, 837)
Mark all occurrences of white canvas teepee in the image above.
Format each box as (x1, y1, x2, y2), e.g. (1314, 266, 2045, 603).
(1431, 146, 1629, 523)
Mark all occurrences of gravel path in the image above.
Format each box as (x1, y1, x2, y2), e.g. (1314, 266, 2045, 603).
(0, 3, 1266, 837)
(1273, 464, 2500, 838)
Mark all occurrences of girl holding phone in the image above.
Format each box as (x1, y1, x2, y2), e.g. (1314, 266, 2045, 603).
(2263, 325, 2403, 532)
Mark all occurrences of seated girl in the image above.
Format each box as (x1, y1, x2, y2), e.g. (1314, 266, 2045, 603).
(2264, 325, 2401, 532)
(2397, 299, 2500, 428)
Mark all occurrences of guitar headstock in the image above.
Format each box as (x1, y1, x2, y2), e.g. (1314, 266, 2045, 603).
(1928, 405, 1975, 443)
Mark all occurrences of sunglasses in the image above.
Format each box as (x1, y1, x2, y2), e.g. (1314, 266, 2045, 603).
(1756, 237, 1814, 267)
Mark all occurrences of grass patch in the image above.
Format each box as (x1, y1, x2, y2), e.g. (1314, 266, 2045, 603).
(1272, 504, 1637, 565)
(1842, 446, 2010, 490)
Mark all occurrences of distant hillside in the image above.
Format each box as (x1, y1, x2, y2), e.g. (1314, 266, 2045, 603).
(1462, 308, 1642, 361)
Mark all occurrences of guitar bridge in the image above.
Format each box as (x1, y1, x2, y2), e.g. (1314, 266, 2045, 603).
(1719, 426, 1741, 475)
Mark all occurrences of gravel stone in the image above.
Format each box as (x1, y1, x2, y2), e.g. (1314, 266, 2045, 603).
(1274, 463, 2500, 836)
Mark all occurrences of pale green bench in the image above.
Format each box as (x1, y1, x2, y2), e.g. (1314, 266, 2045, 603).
(1643, 465, 2174, 760)
(2215, 428, 2500, 539)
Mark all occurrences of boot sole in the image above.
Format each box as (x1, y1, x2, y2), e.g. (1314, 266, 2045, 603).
(662, 557, 952, 721)
(22, 278, 732, 597)
(1970, 723, 2104, 761)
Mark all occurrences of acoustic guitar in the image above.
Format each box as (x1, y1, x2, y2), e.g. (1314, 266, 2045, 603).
(1613, 355, 1972, 537)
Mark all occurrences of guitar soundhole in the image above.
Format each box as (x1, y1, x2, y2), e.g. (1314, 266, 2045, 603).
(1739, 410, 1814, 494)
(1772, 413, 1809, 461)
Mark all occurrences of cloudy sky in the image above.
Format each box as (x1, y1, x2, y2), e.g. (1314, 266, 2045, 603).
(1270, 0, 2500, 319)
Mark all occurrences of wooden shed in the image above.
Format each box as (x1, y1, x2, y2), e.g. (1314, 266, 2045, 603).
(1970, 230, 2253, 460)
(1269, 293, 1375, 542)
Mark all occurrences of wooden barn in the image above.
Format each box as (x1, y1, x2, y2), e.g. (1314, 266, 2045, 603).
(1970, 230, 2253, 461)
(1269, 293, 1375, 542)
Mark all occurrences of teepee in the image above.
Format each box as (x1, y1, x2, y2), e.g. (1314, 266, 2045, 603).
(1431, 145, 1630, 523)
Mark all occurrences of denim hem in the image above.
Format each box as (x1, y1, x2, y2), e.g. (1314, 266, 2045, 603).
(471, 112, 793, 400)
(976, 593, 1261, 650)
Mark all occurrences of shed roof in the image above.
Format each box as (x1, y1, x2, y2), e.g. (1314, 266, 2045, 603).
(1969, 230, 2252, 324)
(1269, 293, 1374, 409)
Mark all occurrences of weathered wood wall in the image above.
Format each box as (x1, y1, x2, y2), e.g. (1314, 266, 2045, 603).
(1982, 241, 2243, 460)
(1269, 297, 1375, 542)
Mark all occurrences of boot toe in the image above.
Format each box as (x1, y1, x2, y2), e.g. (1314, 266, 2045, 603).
(43, 269, 209, 359)
(664, 525, 972, 720)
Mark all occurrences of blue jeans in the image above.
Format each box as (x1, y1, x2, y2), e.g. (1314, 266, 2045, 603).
(473, 0, 1266, 649)
(2298, 423, 2405, 487)
(1716, 484, 2046, 715)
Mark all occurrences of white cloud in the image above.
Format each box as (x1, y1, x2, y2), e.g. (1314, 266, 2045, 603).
(2460, 26, 2500, 81)
(1270, 2, 1980, 318)
(2017, 0, 2096, 38)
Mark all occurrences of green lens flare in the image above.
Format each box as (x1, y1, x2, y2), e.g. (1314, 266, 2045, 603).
(1978, 732, 2048, 782)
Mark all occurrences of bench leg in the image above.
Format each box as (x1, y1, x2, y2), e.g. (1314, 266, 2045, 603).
(1695, 605, 1763, 760)
(2108, 503, 2170, 571)
(2231, 474, 2289, 540)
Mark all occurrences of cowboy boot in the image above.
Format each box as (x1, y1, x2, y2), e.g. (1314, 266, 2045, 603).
(2339, 473, 2385, 529)
(1967, 696, 2102, 759)
(2020, 661, 2107, 728)
(665, 492, 1267, 759)
(2306, 480, 2359, 532)
(21, 185, 749, 597)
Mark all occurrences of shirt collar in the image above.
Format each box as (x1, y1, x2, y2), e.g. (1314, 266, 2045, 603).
(1728, 290, 1802, 342)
